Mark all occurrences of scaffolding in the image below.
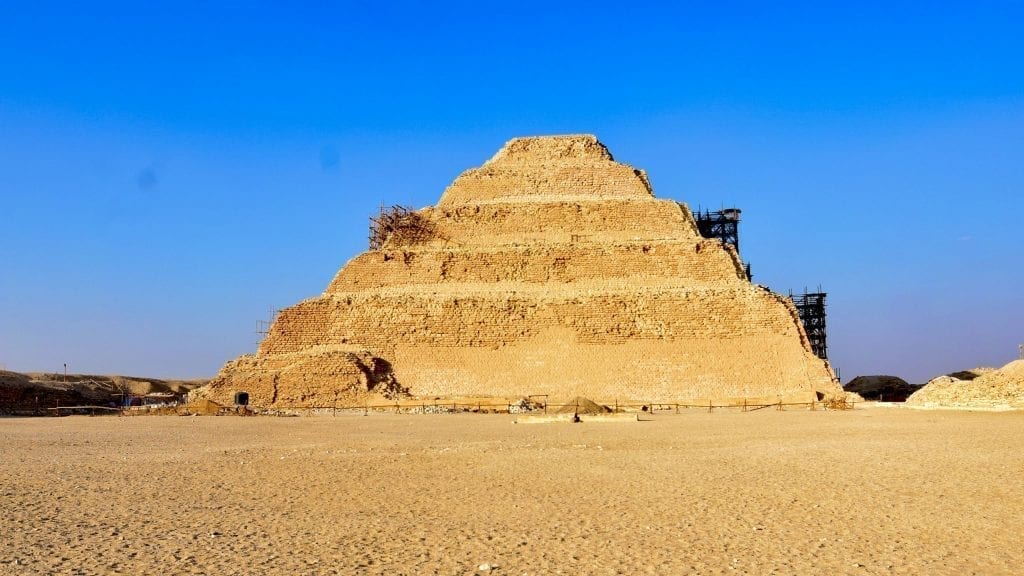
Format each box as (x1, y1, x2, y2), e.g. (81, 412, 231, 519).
(255, 309, 278, 348)
(790, 290, 827, 360)
(695, 207, 741, 252)
(695, 207, 751, 280)
(368, 205, 437, 250)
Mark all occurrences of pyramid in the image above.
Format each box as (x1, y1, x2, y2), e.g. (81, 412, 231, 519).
(199, 135, 839, 407)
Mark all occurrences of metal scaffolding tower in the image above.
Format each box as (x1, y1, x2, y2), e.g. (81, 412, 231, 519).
(369, 205, 437, 250)
(694, 207, 751, 280)
(694, 207, 741, 252)
(790, 290, 828, 360)
(255, 309, 279, 348)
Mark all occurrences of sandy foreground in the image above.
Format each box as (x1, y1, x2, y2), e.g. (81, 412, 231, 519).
(2, 408, 1022, 575)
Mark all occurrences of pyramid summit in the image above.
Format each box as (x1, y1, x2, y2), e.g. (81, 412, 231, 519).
(198, 134, 840, 407)
(438, 134, 653, 205)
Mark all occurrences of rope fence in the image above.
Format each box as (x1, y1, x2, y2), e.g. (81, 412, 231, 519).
(205, 397, 856, 416)
(39, 397, 857, 417)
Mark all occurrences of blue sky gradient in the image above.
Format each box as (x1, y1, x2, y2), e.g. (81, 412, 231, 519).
(1, 1, 1021, 382)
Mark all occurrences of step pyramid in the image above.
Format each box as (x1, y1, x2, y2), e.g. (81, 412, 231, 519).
(200, 135, 839, 407)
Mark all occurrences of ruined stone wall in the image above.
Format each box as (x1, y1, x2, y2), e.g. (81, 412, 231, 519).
(198, 347, 402, 408)
(420, 199, 700, 247)
(327, 240, 745, 292)
(390, 334, 829, 403)
(202, 134, 840, 407)
(250, 284, 835, 403)
(263, 287, 807, 356)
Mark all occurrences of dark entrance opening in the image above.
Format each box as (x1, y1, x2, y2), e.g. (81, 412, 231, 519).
(234, 391, 250, 406)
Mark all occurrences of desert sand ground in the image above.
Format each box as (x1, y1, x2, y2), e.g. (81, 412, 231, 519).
(2, 408, 1022, 575)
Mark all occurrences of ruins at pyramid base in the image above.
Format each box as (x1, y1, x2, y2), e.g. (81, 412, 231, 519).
(195, 135, 842, 408)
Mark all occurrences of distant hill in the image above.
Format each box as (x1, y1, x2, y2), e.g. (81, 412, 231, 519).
(0, 370, 208, 415)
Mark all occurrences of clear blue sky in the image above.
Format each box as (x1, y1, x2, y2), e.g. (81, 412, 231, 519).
(1, 1, 1021, 383)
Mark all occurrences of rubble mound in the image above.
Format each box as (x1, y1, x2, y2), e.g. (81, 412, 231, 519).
(948, 367, 996, 381)
(198, 134, 839, 408)
(193, 347, 406, 409)
(185, 398, 224, 416)
(907, 360, 1024, 410)
(555, 397, 612, 415)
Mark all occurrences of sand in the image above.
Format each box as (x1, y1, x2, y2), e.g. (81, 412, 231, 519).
(2, 409, 1022, 575)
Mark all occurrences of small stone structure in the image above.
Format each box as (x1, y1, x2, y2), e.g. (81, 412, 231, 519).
(198, 135, 840, 407)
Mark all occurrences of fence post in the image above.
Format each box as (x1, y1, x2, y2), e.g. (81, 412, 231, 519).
(708, 400, 712, 413)
(777, 400, 782, 411)
(743, 398, 747, 412)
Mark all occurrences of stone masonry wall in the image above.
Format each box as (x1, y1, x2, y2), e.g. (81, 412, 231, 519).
(420, 199, 700, 247)
(261, 287, 806, 357)
(327, 240, 745, 292)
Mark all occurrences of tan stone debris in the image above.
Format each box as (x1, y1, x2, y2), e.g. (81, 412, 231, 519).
(194, 134, 840, 408)
(907, 359, 1024, 410)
